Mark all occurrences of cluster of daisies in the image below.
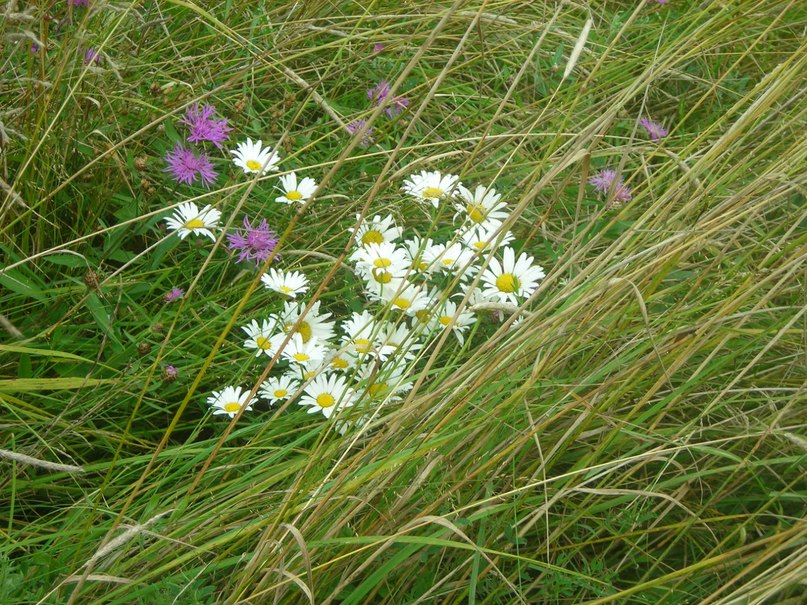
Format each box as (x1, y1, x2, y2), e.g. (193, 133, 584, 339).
(199, 169, 546, 432)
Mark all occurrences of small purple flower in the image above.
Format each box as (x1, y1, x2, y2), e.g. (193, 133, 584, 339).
(179, 103, 232, 149)
(372, 43, 385, 54)
(163, 144, 217, 187)
(345, 119, 374, 146)
(83, 48, 102, 64)
(589, 169, 632, 203)
(164, 287, 185, 303)
(226, 216, 279, 267)
(639, 118, 669, 142)
(163, 364, 178, 382)
(31, 42, 40, 53)
(367, 79, 409, 118)
(70, 0, 90, 6)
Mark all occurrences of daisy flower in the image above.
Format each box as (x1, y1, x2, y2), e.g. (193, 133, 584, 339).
(479, 247, 545, 305)
(459, 223, 514, 253)
(231, 138, 281, 174)
(164, 202, 221, 240)
(226, 216, 279, 266)
(355, 242, 409, 287)
(164, 145, 218, 187)
(259, 374, 300, 405)
(433, 241, 478, 278)
(639, 117, 669, 142)
(454, 184, 509, 228)
(299, 373, 356, 419)
(180, 103, 232, 149)
(261, 268, 309, 298)
(277, 300, 336, 344)
(207, 386, 255, 418)
(276, 172, 317, 204)
(427, 299, 476, 345)
(241, 319, 282, 357)
(358, 363, 412, 402)
(589, 169, 632, 203)
(281, 333, 328, 369)
(380, 322, 423, 362)
(349, 214, 403, 248)
(379, 279, 432, 315)
(401, 170, 462, 208)
(340, 311, 393, 359)
(402, 237, 442, 274)
(325, 346, 361, 372)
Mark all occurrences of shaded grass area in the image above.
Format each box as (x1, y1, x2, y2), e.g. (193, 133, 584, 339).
(1, 0, 806, 603)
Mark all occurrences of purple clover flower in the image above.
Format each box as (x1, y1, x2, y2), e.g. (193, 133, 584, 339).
(179, 103, 232, 149)
(589, 169, 632, 203)
(164, 287, 185, 303)
(345, 119, 374, 146)
(639, 118, 669, 142)
(83, 48, 102, 64)
(163, 144, 217, 187)
(70, 0, 90, 6)
(226, 216, 279, 267)
(372, 43, 385, 54)
(367, 79, 410, 118)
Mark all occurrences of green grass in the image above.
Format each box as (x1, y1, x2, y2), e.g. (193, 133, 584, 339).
(1, 0, 806, 603)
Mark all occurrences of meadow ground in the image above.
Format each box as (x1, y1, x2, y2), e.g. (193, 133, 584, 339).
(1, 1, 806, 603)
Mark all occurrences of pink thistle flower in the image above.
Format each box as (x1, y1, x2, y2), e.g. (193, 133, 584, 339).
(163, 365, 178, 382)
(367, 79, 410, 118)
(639, 118, 669, 142)
(589, 169, 632, 203)
(163, 144, 217, 187)
(345, 119, 374, 146)
(179, 103, 232, 149)
(372, 43, 385, 54)
(164, 287, 185, 303)
(83, 48, 102, 64)
(226, 216, 279, 267)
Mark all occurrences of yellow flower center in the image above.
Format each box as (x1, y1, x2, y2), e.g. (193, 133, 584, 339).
(439, 316, 452, 326)
(372, 269, 393, 284)
(362, 230, 384, 245)
(441, 258, 455, 267)
(316, 393, 335, 408)
(331, 357, 349, 369)
(423, 187, 444, 199)
(273, 389, 288, 398)
(184, 218, 206, 230)
(496, 273, 520, 293)
(293, 352, 310, 362)
(473, 241, 486, 251)
(279, 285, 293, 293)
(467, 203, 486, 223)
(285, 190, 303, 201)
(414, 260, 430, 271)
(255, 336, 271, 350)
(283, 320, 312, 343)
(373, 257, 392, 268)
(368, 382, 387, 397)
(415, 309, 431, 323)
(304, 370, 317, 380)
(393, 297, 411, 310)
(246, 160, 262, 171)
(354, 338, 372, 353)
(224, 402, 241, 413)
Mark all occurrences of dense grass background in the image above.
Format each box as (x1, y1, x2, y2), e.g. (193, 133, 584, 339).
(1, 0, 805, 603)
